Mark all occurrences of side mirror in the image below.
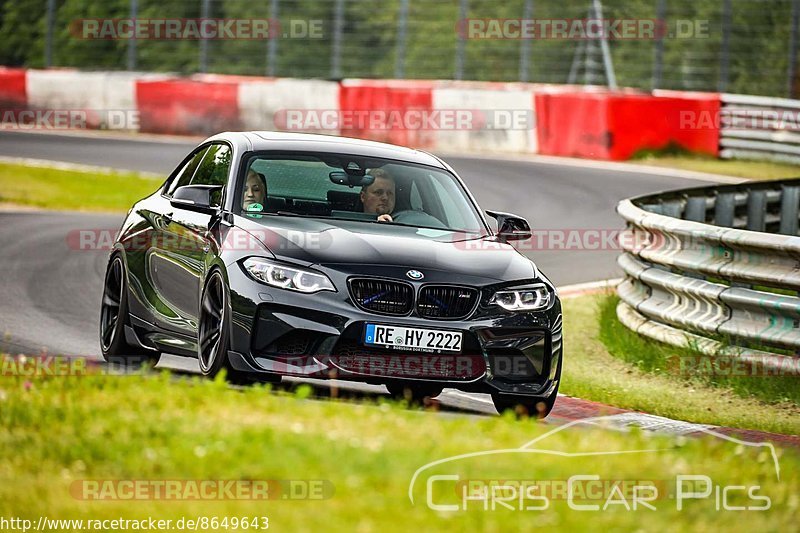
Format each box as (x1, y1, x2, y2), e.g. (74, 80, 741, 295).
(486, 210, 531, 241)
(170, 185, 222, 214)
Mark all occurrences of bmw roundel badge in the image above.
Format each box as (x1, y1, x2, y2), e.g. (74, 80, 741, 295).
(406, 270, 424, 280)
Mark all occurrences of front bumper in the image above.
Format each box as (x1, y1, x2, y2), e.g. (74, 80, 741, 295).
(226, 265, 563, 397)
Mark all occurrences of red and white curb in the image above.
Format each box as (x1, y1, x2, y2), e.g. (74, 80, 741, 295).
(441, 389, 799, 448)
(557, 278, 622, 299)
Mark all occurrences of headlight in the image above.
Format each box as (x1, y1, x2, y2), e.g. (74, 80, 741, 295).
(242, 258, 335, 293)
(489, 285, 550, 311)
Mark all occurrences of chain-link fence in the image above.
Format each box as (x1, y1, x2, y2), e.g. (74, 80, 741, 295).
(0, 0, 796, 97)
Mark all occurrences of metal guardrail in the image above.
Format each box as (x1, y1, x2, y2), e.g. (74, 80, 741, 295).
(616, 178, 800, 366)
(720, 93, 800, 165)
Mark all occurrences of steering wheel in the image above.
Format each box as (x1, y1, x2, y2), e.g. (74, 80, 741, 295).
(391, 210, 446, 228)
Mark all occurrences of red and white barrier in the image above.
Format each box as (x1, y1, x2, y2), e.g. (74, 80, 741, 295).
(432, 83, 538, 153)
(0, 67, 722, 161)
(136, 75, 242, 135)
(339, 79, 436, 148)
(239, 78, 339, 133)
(25, 69, 158, 130)
(535, 89, 720, 159)
(0, 68, 27, 107)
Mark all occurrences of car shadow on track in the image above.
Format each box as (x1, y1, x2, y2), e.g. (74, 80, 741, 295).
(105, 355, 498, 418)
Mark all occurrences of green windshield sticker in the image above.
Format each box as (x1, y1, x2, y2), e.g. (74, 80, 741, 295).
(245, 202, 264, 218)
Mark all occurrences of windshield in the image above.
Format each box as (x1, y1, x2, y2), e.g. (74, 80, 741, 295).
(235, 153, 488, 234)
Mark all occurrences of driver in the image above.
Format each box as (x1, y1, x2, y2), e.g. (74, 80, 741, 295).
(360, 168, 395, 222)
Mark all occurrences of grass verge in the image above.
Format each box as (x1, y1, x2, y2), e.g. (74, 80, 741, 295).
(598, 295, 799, 405)
(0, 370, 797, 531)
(561, 294, 800, 436)
(0, 162, 160, 212)
(631, 153, 800, 181)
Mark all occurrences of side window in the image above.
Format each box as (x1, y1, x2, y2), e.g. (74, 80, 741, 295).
(166, 147, 208, 197)
(191, 144, 232, 207)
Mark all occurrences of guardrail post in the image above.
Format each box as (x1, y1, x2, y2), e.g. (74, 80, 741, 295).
(789, 0, 800, 98)
(45, 0, 56, 67)
(651, 0, 666, 90)
(746, 190, 767, 231)
(199, 0, 211, 73)
(455, 0, 468, 80)
(679, 197, 708, 280)
(718, 0, 732, 92)
(127, 0, 138, 71)
(267, 0, 279, 77)
(684, 196, 707, 222)
(519, 0, 533, 82)
(394, 0, 409, 79)
(714, 192, 736, 227)
(780, 185, 800, 235)
(661, 201, 683, 219)
(330, 0, 345, 79)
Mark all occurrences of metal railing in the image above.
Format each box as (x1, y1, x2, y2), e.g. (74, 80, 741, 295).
(720, 93, 800, 165)
(616, 178, 800, 366)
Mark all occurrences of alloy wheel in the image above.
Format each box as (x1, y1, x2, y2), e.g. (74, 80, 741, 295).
(198, 272, 227, 373)
(100, 257, 124, 351)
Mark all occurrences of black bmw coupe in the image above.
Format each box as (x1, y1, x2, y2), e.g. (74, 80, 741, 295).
(100, 132, 563, 416)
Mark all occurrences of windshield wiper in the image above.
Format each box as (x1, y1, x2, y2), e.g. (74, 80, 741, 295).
(376, 220, 455, 232)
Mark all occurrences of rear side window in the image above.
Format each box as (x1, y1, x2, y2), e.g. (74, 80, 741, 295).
(166, 147, 207, 197)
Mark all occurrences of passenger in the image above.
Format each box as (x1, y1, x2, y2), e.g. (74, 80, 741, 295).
(243, 169, 267, 210)
(361, 168, 395, 222)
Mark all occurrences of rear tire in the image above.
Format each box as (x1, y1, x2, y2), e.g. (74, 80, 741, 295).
(99, 254, 160, 367)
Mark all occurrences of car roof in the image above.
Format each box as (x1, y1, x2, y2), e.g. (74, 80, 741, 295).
(205, 131, 447, 168)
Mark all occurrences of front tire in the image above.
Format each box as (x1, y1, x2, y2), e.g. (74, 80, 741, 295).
(197, 269, 254, 385)
(99, 254, 160, 366)
(386, 383, 443, 404)
(492, 350, 562, 418)
(491, 387, 558, 419)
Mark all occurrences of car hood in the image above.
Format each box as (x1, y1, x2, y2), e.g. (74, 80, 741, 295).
(233, 214, 538, 282)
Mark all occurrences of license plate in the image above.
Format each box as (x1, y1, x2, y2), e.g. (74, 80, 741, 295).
(364, 324, 463, 353)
